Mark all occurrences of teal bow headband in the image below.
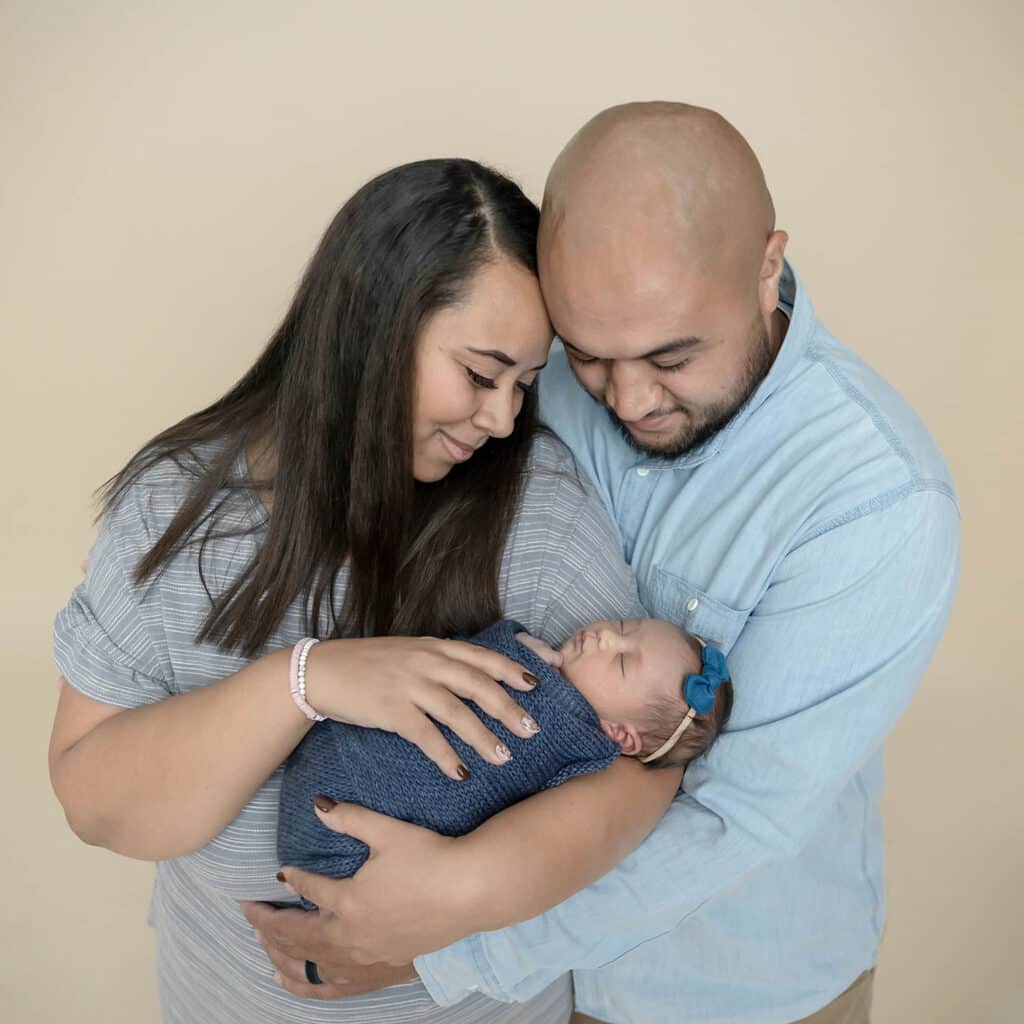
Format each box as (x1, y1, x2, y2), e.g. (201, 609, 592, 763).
(684, 640, 730, 714)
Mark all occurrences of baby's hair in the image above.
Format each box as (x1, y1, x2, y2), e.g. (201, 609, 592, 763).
(637, 627, 733, 771)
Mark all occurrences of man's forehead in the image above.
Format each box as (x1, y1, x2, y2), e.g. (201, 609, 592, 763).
(552, 283, 721, 358)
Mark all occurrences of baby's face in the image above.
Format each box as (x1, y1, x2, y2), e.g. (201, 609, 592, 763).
(558, 618, 697, 726)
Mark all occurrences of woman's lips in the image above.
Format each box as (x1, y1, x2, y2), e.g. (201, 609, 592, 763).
(439, 430, 476, 462)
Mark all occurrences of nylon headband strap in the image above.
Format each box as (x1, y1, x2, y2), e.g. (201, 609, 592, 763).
(638, 634, 707, 765)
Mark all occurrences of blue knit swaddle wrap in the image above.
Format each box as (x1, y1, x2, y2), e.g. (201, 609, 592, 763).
(278, 619, 620, 881)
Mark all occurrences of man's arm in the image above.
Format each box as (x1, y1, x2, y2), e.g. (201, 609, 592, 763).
(415, 488, 960, 1004)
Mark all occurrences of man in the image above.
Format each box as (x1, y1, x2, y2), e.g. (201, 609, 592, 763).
(249, 103, 959, 1023)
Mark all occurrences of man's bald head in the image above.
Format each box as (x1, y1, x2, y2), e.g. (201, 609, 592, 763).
(541, 101, 775, 286)
(539, 102, 789, 459)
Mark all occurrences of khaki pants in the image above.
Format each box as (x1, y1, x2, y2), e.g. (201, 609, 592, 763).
(570, 969, 874, 1024)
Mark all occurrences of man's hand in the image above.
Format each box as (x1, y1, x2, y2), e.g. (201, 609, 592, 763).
(242, 800, 485, 996)
(242, 905, 417, 1001)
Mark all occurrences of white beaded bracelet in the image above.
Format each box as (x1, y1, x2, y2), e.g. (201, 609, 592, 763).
(289, 637, 326, 722)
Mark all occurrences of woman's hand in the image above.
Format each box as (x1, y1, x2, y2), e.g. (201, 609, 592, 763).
(303, 636, 542, 780)
(515, 631, 564, 668)
(242, 801, 480, 997)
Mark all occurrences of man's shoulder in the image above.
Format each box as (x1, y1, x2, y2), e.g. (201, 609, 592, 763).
(780, 325, 955, 504)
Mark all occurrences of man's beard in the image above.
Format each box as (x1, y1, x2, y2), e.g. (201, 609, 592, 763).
(608, 316, 776, 460)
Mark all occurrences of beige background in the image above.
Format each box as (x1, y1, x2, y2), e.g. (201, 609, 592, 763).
(2, 2, 1021, 1021)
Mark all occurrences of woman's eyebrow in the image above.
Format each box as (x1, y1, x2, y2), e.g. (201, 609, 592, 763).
(467, 347, 547, 371)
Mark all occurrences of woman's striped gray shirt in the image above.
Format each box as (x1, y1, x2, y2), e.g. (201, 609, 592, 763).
(53, 433, 642, 1023)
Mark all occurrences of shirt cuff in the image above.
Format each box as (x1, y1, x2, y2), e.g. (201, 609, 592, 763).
(414, 933, 502, 1007)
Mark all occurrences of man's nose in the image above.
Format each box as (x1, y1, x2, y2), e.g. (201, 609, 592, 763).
(605, 361, 658, 422)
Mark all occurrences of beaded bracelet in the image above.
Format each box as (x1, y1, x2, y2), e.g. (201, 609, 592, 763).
(289, 637, 326, 722)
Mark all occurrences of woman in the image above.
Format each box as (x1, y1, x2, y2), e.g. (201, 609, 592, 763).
(49, 159, 679, 1023)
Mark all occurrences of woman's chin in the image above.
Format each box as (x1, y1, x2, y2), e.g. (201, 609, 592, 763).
(412, 458, 455, 483)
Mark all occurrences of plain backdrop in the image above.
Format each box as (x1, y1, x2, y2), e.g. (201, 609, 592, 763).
(2, 2, 1021, 1022)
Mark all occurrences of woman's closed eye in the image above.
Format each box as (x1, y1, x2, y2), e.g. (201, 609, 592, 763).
(466, 366, 537, 394)
(466, 367, 497, 389)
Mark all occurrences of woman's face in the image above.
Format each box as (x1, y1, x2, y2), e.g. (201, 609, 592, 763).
(412, 258, 554, 482)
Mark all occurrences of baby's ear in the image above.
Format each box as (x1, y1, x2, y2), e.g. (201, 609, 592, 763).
(600, 721, 643, 756)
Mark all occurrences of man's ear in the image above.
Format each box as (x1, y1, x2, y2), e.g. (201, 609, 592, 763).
(600, 720, 644, 756)
(758, 229, 789, 319)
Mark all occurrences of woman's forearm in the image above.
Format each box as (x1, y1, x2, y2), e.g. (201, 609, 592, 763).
(460, 758, 682, 931)
(49, 649, 309, 861)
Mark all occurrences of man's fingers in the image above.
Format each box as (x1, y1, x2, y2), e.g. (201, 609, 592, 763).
(241, 900, 277, 930)
(240, 901, 325, 960)
(274, 969, 348, 1002)
(255, 931, 303, 979)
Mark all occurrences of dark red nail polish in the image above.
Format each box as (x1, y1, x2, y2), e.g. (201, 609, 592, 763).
(523, 671, 540, 686)
(314, 794, 337, 813)
(276, 871, 286, 883)
(456, 763, 471, 780)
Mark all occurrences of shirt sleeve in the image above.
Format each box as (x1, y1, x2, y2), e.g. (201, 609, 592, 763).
(415, 487, 960, 1004)
(53, 485, 176, 706)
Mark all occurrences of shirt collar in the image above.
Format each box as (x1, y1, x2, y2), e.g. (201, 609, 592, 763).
(646, 260, 815, 471)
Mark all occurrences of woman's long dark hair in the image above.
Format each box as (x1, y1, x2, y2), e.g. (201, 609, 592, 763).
(102, 159, 542, 656)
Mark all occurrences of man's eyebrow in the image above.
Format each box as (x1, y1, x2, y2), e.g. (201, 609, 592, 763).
(467, 347, 548, 371)
(561, 336, 708, 360)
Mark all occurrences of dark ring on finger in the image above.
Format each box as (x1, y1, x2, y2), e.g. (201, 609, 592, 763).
(305, 960, 323, 985)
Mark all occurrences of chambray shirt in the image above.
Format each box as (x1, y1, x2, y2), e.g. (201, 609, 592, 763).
(415, 263, 961, 1024)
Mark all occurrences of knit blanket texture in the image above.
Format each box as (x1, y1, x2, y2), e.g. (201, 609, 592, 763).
(278, 619, 619, 881)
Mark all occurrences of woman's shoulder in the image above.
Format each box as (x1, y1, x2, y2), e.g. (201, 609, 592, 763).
(519, 430, 587, 507)
(511, 429, 619, 543)
(104, 440, 252, 542)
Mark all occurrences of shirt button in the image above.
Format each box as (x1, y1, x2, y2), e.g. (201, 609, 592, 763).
(687, 598, 699, 612)
(636, 467, 650, 477)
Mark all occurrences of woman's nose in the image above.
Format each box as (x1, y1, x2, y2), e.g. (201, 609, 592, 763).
(472, 386, 519, 439)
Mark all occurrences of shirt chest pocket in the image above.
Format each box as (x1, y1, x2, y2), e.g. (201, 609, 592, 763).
(647, 566, 751, 655)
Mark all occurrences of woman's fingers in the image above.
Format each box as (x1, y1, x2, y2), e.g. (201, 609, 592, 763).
(425, 690, 538, 764)
(395, 713, 477, 781)
(423, 652, 541, 743)
(437, 673, 541, 744)
(514, 632, 564, 668)
(439, 640, 540, 692)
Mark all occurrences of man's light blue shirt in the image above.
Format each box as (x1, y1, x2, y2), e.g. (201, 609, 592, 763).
(416, 263, 960, 1023)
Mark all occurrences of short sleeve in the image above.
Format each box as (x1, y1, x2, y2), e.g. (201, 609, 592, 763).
(53, 485, 175, 707)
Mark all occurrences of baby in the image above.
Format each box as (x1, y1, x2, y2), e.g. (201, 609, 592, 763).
(521, 616, 733, 769)
(278, 617, 732, 883)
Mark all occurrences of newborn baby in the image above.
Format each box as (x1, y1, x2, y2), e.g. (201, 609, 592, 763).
(525, 616, 732, 768)
(278, 617, 732, 883)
